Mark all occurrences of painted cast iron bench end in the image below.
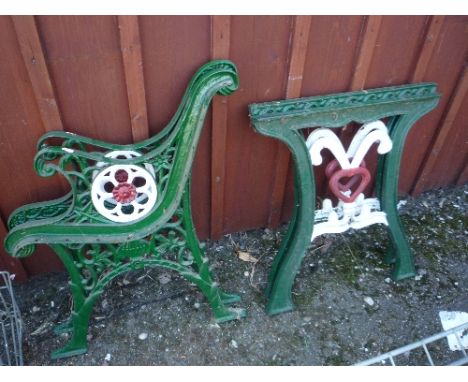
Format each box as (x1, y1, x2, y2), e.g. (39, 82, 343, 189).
(249, 83, 440, 315)
(4, 60, 246, 359)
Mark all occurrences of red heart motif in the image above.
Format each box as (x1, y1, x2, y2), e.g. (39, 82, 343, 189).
(328, 167, 371, 203)
(325, 158, 367, 192)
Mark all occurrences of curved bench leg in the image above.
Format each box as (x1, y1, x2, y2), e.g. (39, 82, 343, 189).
(266, 248, 304, 315)
(266, 221, 313, 315)
(265, 152, 316, 316)
(54, 317, 73, 335)
(51, 301, 96, 360)
(181, 184, 244, 317)
(183, 246, 246, 321)
(218, 290, 241, 304)
(385, 207, 416, 281)
(203, 286, 246, 323)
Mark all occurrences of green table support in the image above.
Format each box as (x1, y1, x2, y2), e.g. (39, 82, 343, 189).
(249, 83, 440, 315)
(4, 60, 246, 359)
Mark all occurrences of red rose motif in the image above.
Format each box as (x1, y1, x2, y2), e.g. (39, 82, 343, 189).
(112, 182, 137, 204)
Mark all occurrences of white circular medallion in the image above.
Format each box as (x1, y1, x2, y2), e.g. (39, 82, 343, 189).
(91, 164, 158, 223)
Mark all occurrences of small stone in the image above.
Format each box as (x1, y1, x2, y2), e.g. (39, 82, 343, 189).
(101, 299, 109, 309)
(397, 200, 407, 209)
(32, 306, 40, 313)
(303, 316, 312, 323)
(230, 340, 238, 348)
(384, 278, 391, 283)
(138, 332, 148, 340)
(158, 273, 171, 285)
(244, 271, 249, 277)
(104, 353, 111, 362)
(50, 301, 55, 308)
(414, 275, 422, 281)
(364, 297, 375, 306)
(194, 302, 201, 309)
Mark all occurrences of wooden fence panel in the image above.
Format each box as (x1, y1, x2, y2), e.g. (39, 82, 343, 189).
(0, 16, 66, 277)
(0, 15, 466, 279)
(416, 70, 468, 191)
(402, 16, 468, 195)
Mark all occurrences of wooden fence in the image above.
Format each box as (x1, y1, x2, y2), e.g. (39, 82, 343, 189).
(0, 16, 466, 280)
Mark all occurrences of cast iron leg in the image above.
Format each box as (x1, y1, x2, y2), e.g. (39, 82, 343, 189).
(266, 230, 312, 315)
(385, 206, 416, 280)
(51, 298, 96, 360)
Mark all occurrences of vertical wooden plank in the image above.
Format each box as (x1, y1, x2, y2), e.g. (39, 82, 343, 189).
(289, 16, 365, 214)
(118, 15, 149, 142)
(11, 15, 63, 132)
(411, 16, 445, 83)
(224, 16, 291, 234)
(337, 16, 383, 199)
(36, 16, 133, 143)
(0, 15, 65, 219)
(349, 16, 383, 91)
(412, 66, 468, 195)
(210, 16, 231, 239)
(268, 15, 311, 228)
(399, 16, 467, 195)
(140, 16, 212, 238)
(0, 218, 27, 282)
(12, 16, 70, 193)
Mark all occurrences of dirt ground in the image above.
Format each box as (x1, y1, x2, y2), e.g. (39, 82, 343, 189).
(12, 185, 468, 365)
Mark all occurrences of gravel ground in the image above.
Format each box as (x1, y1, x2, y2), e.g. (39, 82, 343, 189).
(11, 185, 468, 365)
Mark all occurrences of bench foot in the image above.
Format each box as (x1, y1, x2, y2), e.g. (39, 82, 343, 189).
(214, 307, 246, 323)
(51, 343, 88, 360)
(53, 318, 73, 335)
(219, 291, 241, 305)
(266, 299, 294, 316)
(392, 264, 416, 281)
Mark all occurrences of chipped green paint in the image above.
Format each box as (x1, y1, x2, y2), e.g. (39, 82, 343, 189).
(4, 60, 245, 359)
(249, 83, 440, 315)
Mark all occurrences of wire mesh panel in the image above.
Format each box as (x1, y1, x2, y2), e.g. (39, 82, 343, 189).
(0, 271, 23, 366)
(355, 321, 468, 366)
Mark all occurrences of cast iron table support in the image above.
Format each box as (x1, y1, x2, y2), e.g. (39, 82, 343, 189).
(249, 83, 440, 315)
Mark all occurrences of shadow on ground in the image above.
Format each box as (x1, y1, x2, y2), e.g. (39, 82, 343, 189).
(13, 185, 468, 365)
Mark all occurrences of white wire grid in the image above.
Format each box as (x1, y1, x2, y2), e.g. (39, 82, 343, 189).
(356, 321, 468, 366)
(0, 271, 23, 366)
